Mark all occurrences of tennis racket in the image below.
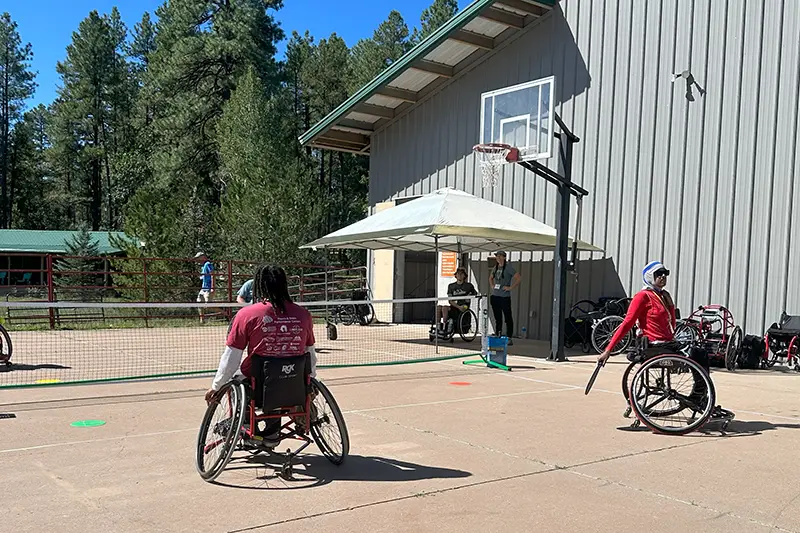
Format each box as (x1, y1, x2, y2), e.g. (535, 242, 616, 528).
(584, 360, 605, 395)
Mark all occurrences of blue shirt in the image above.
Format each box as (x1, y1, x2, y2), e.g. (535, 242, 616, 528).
(237, 279, 254, 303)
(201, 261, 214, 290)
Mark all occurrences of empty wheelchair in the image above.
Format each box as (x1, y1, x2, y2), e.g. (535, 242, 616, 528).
(619, 337, 733, 435)
(764, 312, 800, 370)
(195, 354, 349, 482)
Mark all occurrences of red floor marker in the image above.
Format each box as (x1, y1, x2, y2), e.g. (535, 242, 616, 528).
(449, 381, 472, 386)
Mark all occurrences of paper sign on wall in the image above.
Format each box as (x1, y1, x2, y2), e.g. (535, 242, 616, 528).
(440, 252, 457, 277)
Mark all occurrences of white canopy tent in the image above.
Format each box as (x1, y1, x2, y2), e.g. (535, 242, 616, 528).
(301, 187, 603, 364)
(301, 188, 602, 253)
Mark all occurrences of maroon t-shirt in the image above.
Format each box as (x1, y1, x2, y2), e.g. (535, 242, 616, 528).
(226, 301, 316, 377)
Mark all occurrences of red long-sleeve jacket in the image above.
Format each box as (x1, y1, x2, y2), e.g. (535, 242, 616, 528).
(606, 289, 676, 350)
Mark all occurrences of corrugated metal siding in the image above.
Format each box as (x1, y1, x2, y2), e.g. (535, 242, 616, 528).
(368, 0, 800, 339)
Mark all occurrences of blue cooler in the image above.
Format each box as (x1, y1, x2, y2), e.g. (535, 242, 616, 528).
(486, 336, 509, 366)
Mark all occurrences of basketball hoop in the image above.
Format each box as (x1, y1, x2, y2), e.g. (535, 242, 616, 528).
(473, 143, 520, 187)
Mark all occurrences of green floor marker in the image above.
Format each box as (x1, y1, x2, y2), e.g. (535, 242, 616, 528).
(70, 420, 106, 428)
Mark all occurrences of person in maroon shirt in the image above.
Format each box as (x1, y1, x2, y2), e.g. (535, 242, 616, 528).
(598, 261, 727, 417)
(206, 265, 317, 442)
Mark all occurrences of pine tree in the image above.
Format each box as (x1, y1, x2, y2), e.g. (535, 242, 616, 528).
(52, 11, 128, 230)
(411, 0, 459, 43)
(8, 105, 56, 229)
(216, 67, 322, 263)
(349, 11, 411, 91)
(0, 12, 37, 228)
(55, 226, 103, 299)
(125, 0, 285, 258)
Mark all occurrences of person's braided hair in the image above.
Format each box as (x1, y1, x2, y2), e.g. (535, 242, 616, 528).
(251, 264, 292, 313)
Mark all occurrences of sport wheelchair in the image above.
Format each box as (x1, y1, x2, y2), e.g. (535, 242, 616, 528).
(616, 337, 734, 434)
(429, 305, 478, 343)
(195, 354, 349, 482)
(764, 312, 800, 371)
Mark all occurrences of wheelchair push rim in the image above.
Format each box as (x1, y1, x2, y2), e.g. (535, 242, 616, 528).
(628, 354, 715, 435)
(195, 381, 246, 481)
(458, 308, 478, 343)
(310, 378, 350, 465)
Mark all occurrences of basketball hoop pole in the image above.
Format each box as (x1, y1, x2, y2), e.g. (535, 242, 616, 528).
(515, 112, 585, 362)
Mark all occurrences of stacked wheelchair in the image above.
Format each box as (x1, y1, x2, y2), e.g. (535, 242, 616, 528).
(617, 337, 734, 435)
(196, 354, 349, 482)
(564, 297, 632, 354)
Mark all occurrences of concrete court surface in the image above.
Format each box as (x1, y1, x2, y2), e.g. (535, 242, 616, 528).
(3, 346, 800, 533)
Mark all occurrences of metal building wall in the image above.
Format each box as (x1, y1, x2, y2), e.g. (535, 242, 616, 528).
(369, 0, 800, 340)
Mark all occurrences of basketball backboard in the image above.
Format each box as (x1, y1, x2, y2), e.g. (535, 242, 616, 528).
(479, 76, 555, 162)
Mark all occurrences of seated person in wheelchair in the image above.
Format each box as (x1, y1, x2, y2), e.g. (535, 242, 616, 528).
(436, 267, 477, 333)
(597, 261, 727, 417)
(205, 265, 317, 441)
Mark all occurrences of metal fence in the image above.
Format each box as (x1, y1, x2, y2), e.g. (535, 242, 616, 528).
(0, 253, 367, 328)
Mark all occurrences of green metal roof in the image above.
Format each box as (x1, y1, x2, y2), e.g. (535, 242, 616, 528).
(299, 0, 556, 153)
(0, 230, 140, 255)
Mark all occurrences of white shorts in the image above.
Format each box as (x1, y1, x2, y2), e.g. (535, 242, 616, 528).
(197, 290, 213, 303)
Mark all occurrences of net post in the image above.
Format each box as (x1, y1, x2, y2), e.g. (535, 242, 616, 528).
(142, 259, 149, 327)
(46, 254, 55, 330)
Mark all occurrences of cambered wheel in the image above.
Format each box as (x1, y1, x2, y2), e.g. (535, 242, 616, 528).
(458, 309, 478, 342)
(725, 326, 743, 371)
(628, 354, 715, 435)
(309, 379, 349, 466)
(195, 381, 246, 482)
(358, 304, 375, 326)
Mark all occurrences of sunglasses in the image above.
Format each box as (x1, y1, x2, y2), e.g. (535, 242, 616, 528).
(654, 269, 670, 277)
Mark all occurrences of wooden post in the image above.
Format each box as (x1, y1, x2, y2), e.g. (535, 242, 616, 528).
(46, 254, 55, 329)
(143, 259, 149, 327)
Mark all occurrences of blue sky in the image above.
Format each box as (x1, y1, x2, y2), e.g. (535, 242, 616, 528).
(8, 0, 470, 110)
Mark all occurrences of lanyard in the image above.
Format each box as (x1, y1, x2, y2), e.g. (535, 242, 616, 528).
(646, 290, 674, 335)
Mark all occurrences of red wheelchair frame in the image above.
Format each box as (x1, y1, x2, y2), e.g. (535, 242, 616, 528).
(196, 355, 349, 483)
(679, 305, 742, 370)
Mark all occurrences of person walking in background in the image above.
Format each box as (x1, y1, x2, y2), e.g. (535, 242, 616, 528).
(195, 252, 215, 323)
(489, 251, 521, 345)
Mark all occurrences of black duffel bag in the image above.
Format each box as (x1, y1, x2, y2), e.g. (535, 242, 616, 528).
(738, 334, 766, 370)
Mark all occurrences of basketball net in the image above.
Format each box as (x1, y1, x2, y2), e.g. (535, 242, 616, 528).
(473, 143, 519, 188)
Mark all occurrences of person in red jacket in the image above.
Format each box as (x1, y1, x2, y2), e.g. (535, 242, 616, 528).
(598, 261, 727, 417)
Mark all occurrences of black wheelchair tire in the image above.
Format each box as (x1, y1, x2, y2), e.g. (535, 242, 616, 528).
(628, 354, 715, 435)
(458, 309, 478, 343)
(310, 378, 350, 465)
(195, 381, 246, 482)
(725, 326, 743, 371)
(621, 361, 639, 401)
(358, 304, 375, 326)
(0, 324, 12, 364)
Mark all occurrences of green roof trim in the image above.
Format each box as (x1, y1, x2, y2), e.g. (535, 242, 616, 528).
(0, 230, 140, 255)
(301, 0, 556, 148)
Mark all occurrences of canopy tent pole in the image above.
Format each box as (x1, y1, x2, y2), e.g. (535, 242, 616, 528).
(434, 235, 439, 355)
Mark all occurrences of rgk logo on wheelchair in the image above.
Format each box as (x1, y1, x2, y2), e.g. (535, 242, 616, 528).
(196, 354, 350, 482)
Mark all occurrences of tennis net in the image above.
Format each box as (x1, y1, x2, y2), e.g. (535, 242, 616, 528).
(0, 296, 487, 388)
